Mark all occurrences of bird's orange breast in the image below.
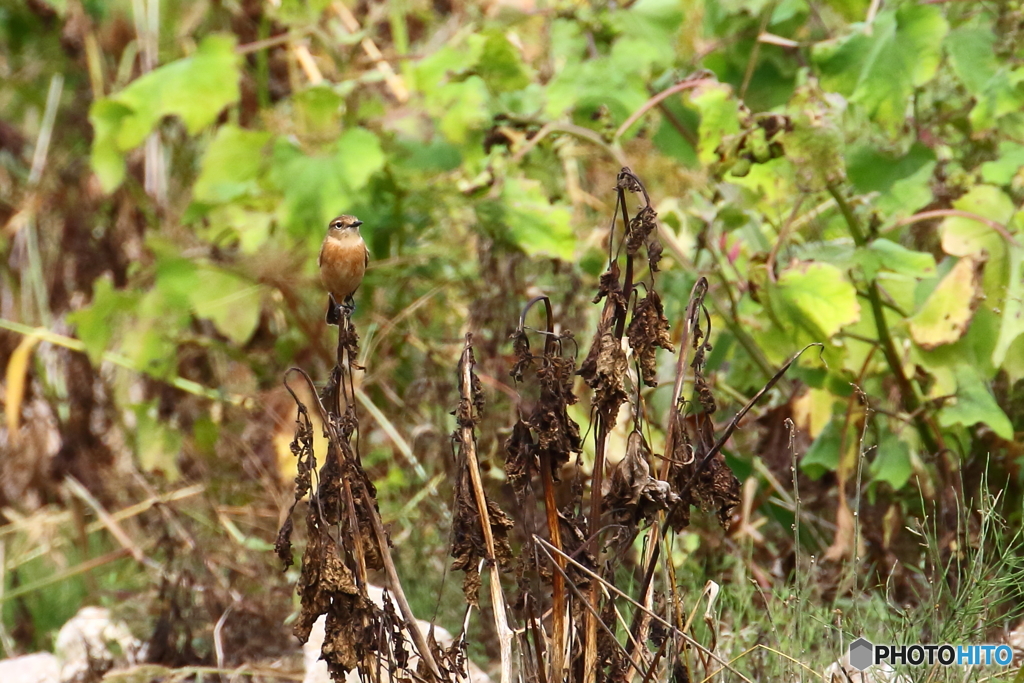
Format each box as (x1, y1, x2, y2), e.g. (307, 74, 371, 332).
(319, 237, 368, 301)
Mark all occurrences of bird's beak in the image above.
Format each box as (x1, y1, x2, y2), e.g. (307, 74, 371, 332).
(352, 220, 363, 228)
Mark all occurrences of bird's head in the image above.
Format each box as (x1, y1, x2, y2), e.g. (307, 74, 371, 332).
(327, 215, 363, 236)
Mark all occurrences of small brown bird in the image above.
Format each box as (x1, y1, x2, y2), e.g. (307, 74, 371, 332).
(318, 215, 369, 324)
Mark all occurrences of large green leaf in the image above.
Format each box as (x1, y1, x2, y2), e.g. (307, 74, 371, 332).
(857, 238, 936, 280)
(980, 142, 1024, 185)
(769, 261, 861, 340)
(189, 267, 263, 345)
(812, 5, 948, 135)
(614, 0, 684, 71)
(938, 365, 1014, 440)
(870, 429, 913, 491)
(801, 419, 842, 478)
(477, 30, 532, 93)
(193, 125, 272, 204)
(89, 34, 241, 191)
(271, 128, 385, 235)
(67, 276, 139, 364)
(945, 25, 998, 97)
(969, 67, 1024, 133)
(847, 143, 936, 216)
(502, 177, 575, 261)
(545, 57, 648, 122)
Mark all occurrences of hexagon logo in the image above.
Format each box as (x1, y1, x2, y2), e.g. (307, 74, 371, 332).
(849, 638, 874, 671)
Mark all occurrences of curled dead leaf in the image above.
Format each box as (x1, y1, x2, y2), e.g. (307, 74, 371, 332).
(627, 291, 674, 387)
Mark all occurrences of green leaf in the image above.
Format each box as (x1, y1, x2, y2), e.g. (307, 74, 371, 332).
(193, 125, 271, 204)
(852, 6, 947, 134)
(293, 84, 345, 136)
(993, 245, 1024, 368)
(477, 30, 531, 93)
(271, 128, 385, 234)
(801, 419, 841, 478)
(435, 77, 491, 144)
(769, 261, 861, 340)
(968, 67, 1024, 133)
(120, 288, 189, 378)
(847, 142, 936, 216)
(615, 0, 684, 70)
(691, 83, 741, 165)
(812, 29, 871, 97)
(784, 86, 845, 190)
(207, 205, 274, 254)
(980, 142, 1024, 185)
(188, 266, 263, 345)
(908, 256, 981, 350)
(813, 5, 948, 135)
(337, 127, 386, 191)
(133, 401, 182, 481)
(870, 430, 913, 490)
(67, 276, 139, 364)
(861, 238, 936, 279)
(545, 57, 648, 123)
(89, 34, 241, 192)
(945, 25, 998, 97)
(938, 365, 1014, 440)
(502, 177, 575, 261)
(411, 42, 482, 96)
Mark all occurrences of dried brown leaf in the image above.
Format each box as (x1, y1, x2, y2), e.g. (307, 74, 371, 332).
(627, 291, 675, 387)
(592, 261, 623, 305)
(625, 206, 657, 256)
(579, 314, 628, 419)
(503, 419, 535, 501)
(603, 431, 679, 540)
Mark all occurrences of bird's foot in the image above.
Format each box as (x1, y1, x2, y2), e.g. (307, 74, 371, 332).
(325, 296, 341, 325)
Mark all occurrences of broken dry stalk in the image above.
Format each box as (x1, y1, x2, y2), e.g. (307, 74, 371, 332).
(454, 338, 514, 683)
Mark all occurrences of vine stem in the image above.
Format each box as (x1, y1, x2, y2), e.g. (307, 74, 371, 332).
(827, 184, 940, 455)
(890, 209, 1020, 247)
(614, 79, 716, 142)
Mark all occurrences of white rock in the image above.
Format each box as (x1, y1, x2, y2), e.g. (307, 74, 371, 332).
(0, 652, 60, 683)
(54, 607, 141, 683)
(823, 656, 911, 683)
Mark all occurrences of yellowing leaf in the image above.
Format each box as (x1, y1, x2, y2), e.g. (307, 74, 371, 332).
(940, 185, 1015, 258)
(5, 332, 41, 444)
(792, 387, 834, 439)
(908, 257, 982, 349)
